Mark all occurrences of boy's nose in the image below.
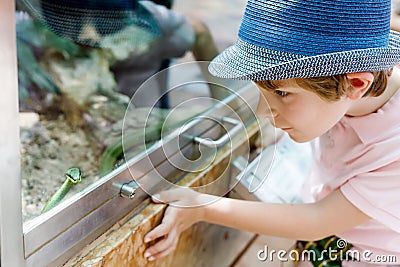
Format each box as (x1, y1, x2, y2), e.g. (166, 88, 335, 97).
(256, 94, 277, 118)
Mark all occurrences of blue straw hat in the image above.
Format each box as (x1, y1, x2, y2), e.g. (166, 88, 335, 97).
(19, 0, 161, 48)
(209, 0, 400, 80)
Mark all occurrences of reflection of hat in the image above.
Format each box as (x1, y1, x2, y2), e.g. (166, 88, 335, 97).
(209, 0, 400, 80)
(19, 0, 161, 49)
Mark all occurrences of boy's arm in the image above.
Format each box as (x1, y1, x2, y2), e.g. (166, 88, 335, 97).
(203, 188, 369, 240)
(144, 188, 370, 260)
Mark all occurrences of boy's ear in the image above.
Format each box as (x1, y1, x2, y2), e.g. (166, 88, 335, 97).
(345, 72, 374, 100)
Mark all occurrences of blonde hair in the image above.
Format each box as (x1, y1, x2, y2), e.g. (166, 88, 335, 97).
(255, 69, 392, 102)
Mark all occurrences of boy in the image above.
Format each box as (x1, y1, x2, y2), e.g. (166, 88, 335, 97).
(144, 0, 400, 265)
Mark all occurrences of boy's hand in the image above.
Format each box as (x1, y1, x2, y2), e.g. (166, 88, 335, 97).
(143, 188, 217, 261)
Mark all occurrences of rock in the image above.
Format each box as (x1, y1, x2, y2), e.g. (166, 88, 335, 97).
(19, 112, 40, 128)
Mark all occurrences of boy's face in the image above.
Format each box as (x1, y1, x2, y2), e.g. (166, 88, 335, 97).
(255, 79, 352, 142)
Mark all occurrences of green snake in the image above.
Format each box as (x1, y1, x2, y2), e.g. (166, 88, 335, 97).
(99, 109, 204, 176)
(99, 123, 163, 176)
(41, 167, 82, 213)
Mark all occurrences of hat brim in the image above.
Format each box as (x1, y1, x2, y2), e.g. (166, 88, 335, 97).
(209, 31, 400, 81)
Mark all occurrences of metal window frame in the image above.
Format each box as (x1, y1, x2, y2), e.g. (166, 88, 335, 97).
(0, 1, 261, 266)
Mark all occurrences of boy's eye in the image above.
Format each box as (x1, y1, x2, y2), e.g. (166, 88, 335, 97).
(274, 90, 289, 97)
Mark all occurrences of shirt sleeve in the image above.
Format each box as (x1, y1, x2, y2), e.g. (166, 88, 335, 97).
(340, 160, 400, 233)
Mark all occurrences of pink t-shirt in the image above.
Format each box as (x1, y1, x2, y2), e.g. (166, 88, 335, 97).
(311, 89, 400, 265)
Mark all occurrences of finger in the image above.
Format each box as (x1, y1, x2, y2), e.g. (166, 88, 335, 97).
(147, 241, 178, 261)
(145, 228, 178, 258)
(144, 223, 170, 243)
(145, 228, 179, 260)
(144, 207, 179, 242)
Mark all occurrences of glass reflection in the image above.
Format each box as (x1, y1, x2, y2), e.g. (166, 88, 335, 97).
(17, 0, 246, 222)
